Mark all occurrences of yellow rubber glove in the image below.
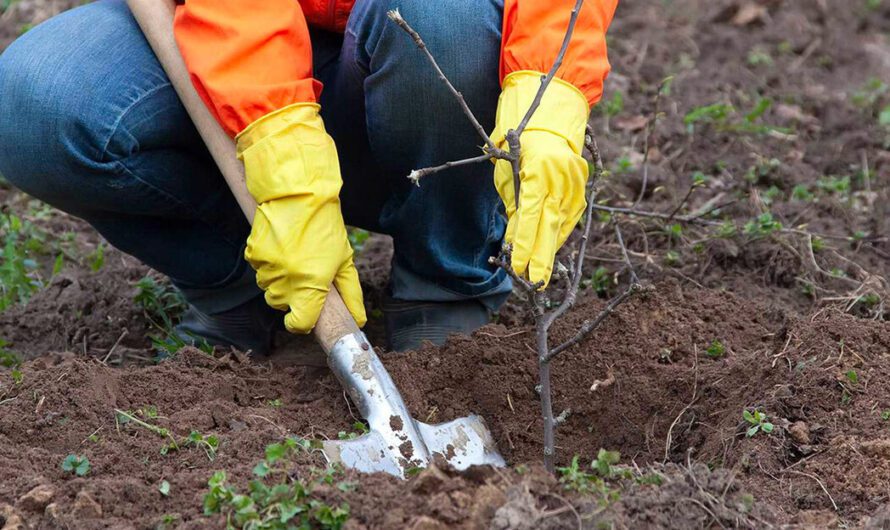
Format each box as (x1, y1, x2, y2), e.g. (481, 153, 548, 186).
(236, 103, 366, 333)
(491, 71, 590, 288)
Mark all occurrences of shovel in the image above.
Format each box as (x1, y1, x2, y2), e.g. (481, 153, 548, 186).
(127, 0, 505, 478)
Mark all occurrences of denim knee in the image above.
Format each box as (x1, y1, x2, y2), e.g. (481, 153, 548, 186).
(0, 1, 183, 215)
(353, 0, 504, 106)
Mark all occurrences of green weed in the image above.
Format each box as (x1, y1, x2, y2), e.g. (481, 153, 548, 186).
(746, 47, 773, 67)
(337, 421, 369, 441)
(743, 213, 783, 238)
(162, 430, 220, 461)
(347, 228, 370, 253)
(134, 276, 186, 331)
(685, 98, 788, 136)
(61, 454, 91, 476)
(705, 339, 726, 359)
(851, 78, 888, 109)
(0, 213, 47, 311)
(88, 243, 106, 272)
(557, 450, 630, 506)
(585, 266, 613, 297)
(1, 340, 23, 385)
(742, 409, 774, 437)
(204, 438, 350, 529)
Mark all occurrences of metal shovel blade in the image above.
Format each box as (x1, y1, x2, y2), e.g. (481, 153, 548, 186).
(320, 332, 506, 478)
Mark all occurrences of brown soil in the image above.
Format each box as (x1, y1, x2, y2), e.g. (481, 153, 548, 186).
(2, 0, 890, 528)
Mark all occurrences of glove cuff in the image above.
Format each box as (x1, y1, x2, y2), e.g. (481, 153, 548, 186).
(235, 102, 341, 204)
(491, 70, 589, 155)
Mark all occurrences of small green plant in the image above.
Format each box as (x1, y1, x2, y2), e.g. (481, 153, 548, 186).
(267, 398, 283, 408)
(743, 212, 783, 238)
(557, 450, 629, 506)
(156, 513, 180, 530)
(610, 155, 635, 175)
(162, 430, 220, 461)
(663, 250, 680, 267)
(851, 78, 889, 109)
(0, 213, 47, 311)
(791, 184, 815, 202)
(665, 223, 683, 241)
(816, 175, 851, 197)
(586, 266, 612, 298)
(880, 410, 890, 421)
(716, 221, 737, 239)
(684, 102, 734, 133)
(744, 158, 782, 185)
(152, 333, 214, 357)
(88, 243, 106, 272)
(134, 276, 187, 331)
(347, 227, 370, 253)
(337, 421, 369, 441)
(742, 409, 774, 437)
(746, 46, 773, 67)
(61, 454, 91, 476)
(599, 91, 625, 125)
(204, 438, 350, 529)
(845, 370, 859, 385)
(705, 339, 726, 359)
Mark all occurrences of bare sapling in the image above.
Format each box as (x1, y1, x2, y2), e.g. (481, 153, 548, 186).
(388, 0, 643, 471)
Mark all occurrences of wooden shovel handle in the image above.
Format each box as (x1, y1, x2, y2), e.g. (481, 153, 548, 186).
(127, 0, 359, 353)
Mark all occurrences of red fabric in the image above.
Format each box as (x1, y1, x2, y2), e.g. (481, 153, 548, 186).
(174, 1, 617, 137)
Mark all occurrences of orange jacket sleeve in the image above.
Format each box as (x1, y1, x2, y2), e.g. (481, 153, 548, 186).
(173, 0, 322, 137)
(501, 0, 618, 107)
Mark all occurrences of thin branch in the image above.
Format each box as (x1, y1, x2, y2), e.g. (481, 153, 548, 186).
(546, 284, 639, 362)
(544, 132, 603, 328)
(613, 222, 640, 285)
(592, 203, 861, 242)
(666, 182, 701, 224)
(387, 9, 501, 155)
(633, 77, 671, 210)
(407, 153, 492, 185)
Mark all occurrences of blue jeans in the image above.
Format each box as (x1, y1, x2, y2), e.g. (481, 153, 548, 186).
(0, 0, 510, 313)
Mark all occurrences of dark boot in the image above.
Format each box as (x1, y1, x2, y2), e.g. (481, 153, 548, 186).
(174, 293, 282, 356)
(382, 296, 490, 352)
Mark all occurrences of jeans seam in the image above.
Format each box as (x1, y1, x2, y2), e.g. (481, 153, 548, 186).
(98, 81, 172, 161)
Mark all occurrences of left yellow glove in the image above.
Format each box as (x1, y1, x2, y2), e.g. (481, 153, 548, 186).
(236, 103, 366, 334)
(491, 71, 590, 288)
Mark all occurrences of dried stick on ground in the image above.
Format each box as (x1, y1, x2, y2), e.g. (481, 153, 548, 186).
(389, 0, 643, 472)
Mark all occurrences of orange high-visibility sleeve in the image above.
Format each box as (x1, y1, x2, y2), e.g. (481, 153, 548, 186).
(501, 0, 618, 107)
(173, 0, 322, 137)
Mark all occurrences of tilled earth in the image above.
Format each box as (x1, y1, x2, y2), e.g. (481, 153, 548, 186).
(2, 0, 890, 528)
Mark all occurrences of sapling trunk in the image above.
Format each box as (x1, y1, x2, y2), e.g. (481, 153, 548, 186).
(537, 317, 556, 471)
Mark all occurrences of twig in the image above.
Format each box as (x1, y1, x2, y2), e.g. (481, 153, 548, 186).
(664, 349, 699, 461)
(547, 285, 638, 361)
(781, 469, 838, 512)
(101, 329, 128, 364)
(613, 221, 640, 285)
(633, 77, 672, 209)
(544, 132, 603, 327)
(407, 153, 492, 185)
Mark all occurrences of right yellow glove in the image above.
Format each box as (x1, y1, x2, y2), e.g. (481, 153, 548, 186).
(236, 103, 366, 334)
(490, 71, 591, 288)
